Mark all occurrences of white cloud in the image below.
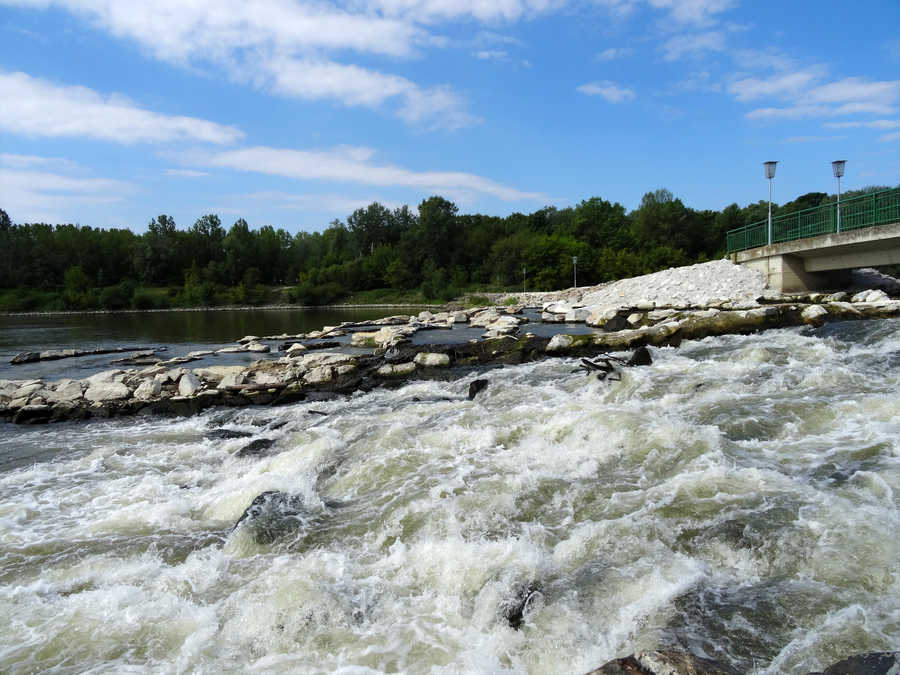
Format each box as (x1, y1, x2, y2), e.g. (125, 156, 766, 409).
(0, 70, 244, 144)
(577, 80, 636, 102)
(200, 145, 545, 201)
(0, 154, 132, 223)
(476, 50, 509, 60)
(728, 68, 826, 102)
(825, 119, 900, 130)
(646, 0, 734, 24)
(167, 168, 209, 177)
(363, 0, 566, 22)
(661, 31, 725, 61)
(596, 47, 634, 61)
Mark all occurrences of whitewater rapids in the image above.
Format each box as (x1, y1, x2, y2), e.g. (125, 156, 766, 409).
(1, 319, 898, 674)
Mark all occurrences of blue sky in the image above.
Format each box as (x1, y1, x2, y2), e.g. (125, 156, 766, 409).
(1, 0, 899, 233)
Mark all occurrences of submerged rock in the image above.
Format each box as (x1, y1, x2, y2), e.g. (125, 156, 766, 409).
(235, 438, 275, 458)
(501, 582, 543, 630)
(232, 491, 308, 545)
(586, 650, 740, 675)
(467, 379, 489, 400)
(810, 651, 900, 675)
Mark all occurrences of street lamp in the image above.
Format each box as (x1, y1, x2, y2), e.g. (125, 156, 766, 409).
(764, 161, 777, 245)
(832, 160, 846, 233)
(572, 256, 578, 288)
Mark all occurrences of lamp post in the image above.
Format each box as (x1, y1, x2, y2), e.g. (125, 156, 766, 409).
(832, 160, 846, 233)
(764, 161, 777, 245)
(572, 256, 578, 289)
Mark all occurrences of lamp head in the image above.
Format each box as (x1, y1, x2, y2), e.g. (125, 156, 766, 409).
(764, 161, 777, 179)
(832, 160, 846, 178)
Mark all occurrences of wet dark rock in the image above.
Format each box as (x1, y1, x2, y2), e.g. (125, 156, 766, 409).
(627, 345, 653, 366)
(468, 379, 489, 400)
(232, 491, 308, 545)
(12, 404, 53, 424)
(207, 428, 254, 440)
(586, 650, 740, 675)
(502, 582, 543, 630)
(235, 438, 275, 458)
(809, 652, 900, 675)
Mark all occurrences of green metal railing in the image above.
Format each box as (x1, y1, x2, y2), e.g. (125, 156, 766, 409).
(726, 186, 900, 254)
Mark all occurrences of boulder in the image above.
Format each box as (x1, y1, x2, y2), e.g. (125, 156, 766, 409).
(245, 342, 271, 353)
(133, 378, 162, 400)
(851, 289, 890, 304)
(414, 352, 451, 368)
(417, 310, 435, 321)
(376, 362, 417, 378)
(467, 379, 489, 400)
(178, 373, 202, 397)
(194, 366, 245, 384)
(286, 343, 307, 355)
(586, 307, 622, 329)
(626, 312, 643, 326)
(801, 304, 829, 326)
(812, 651, 900, 675)
(586, 650, 740, 675)
(216, 346, 246, 354)
(304, 365, 334, 385)
(232, 491, 308, 545)
(45, 379, 85, 404)
(217, 372, 247, 389)
(237, 335, 259, 344)
(565, 308, 590, 322)
(84, 382, 131, 403)
(236, 438, 275, 458)
(546, 334, 574, 352)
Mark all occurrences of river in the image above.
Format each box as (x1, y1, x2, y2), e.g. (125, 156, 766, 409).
(0, 316, 898, 673)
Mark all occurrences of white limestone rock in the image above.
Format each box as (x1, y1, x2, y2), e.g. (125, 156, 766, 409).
(801, 304, 829, 325)
(414, 352, 451, 368)
(217, 372, 247, 389)
(851, 289, 890, 304)
(546, 334, 574, 352)
(245, 342, 271, 353)
(45, 379, 85, 403)
(376, 362, 417, 378)
(626, 312, 643, 326)
(133, 378, 162, 400)
(586, 307, 620, 328)
(178, 373, 202, 397)
(85, 382, 131, 403)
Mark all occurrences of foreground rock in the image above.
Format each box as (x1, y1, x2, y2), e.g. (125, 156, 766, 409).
(10, 346, 159, 365)
(586, 650, 740, 674)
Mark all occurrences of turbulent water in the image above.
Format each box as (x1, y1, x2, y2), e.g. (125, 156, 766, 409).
(1, 320, 899, 674)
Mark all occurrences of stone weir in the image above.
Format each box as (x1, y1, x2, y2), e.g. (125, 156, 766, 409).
(3, 290, 900, 425)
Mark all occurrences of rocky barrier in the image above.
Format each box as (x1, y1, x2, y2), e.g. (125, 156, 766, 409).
(2, 286, 899, 425)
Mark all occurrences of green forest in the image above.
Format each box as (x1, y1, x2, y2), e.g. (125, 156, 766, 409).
(0, 186, 890, 312)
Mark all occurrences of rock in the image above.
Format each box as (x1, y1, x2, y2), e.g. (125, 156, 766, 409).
(586, 307, 624, 329)
(417, 310, 434, 321)
(45, 379, 85, 404)
(218, 372, 247, 389)
(470, 308, 503, 327)
(376, 362, 417, 378)
(414, 352, 451, 368)
(194, 366, 245, 384)
(626, 312, 643, 326)
(178, 373, 202, 397)
(453, 311, 468, 323)
(87, 369, 125, 386)
(237, 335, 259, 344)
(285, 343, 307, 355)
(812, 651, 900, 675)
(825, 291, 848, 302)
(565, 308, 590, 322)
(851, 289, 890, 304)
(501, 583, 542, 630)
(304, 365, 334, 385)
(546, 334, 574, 352)
(627, 345, 653, 366)
(586, 650, 740, 675)
(232, 491, 308, 545)
(12, 382, 44, 399)
(207, 428, 254, 440)
(216, 346, 246, 354)
(84, 382, 131, 403)
(13, 404, 53, 424)
(186, 350, 214, 359)
(467, 379, 488, 400)
(245, 342, 270, 353)
(236, 438, 275, 458)
(801, 304, 829, 326)
(133, 378, 162, 400)
(10, 351, 40, 365)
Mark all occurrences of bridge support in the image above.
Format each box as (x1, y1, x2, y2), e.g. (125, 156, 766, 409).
(739, 254, 850, 293)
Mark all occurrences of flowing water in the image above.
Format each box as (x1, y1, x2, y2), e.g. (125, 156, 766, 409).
(1, 319, 898, 674)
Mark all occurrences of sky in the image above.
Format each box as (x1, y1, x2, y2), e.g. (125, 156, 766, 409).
(1, 0, 899, 234)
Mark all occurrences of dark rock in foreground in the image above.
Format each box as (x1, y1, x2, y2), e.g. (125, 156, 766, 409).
(586, 650, 740, 674)
(809, 651, 900, 675)
(232, 491, 308, 545)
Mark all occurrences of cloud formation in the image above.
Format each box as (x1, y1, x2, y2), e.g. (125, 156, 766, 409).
(0, 71, 244, 144)
(577, 81, 636, 103)
(200, 145, 545, 201)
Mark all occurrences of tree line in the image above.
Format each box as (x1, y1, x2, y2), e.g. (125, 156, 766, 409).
(0, 185, 891, 311)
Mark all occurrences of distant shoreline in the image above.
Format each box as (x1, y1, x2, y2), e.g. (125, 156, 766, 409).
(0, 303, 445, 318)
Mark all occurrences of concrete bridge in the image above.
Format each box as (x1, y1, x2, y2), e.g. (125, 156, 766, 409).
(727, 187, 900, 292)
